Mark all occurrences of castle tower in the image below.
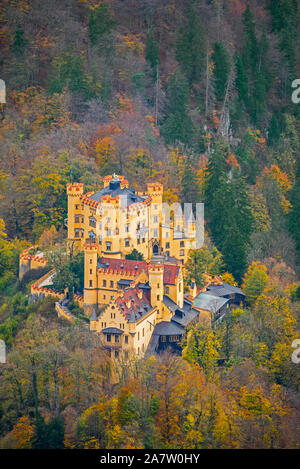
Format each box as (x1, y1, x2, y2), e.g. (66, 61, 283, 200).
(66, 182, 84, 253)
(83, 241, 98, 316)
(147, 182, 163, 257)
(148, 262, 164, 319)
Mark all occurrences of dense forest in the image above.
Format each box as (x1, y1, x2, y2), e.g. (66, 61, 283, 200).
(0, 0, 300, 449)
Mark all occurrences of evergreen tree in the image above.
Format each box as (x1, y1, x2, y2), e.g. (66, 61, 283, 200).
(161, 69, 193, 145)
(145, 29, 160, 72)
(180, 159, 201, 204)
(268, 113, 281, 146)
(12, 24, 26, 57)
(212, 42, 230, 102)
(205, 144, 253, 281)
(235, 54, 248, 106)
(269, 0, 299, 74)
(175, 2, 205, 85)
(289, 160, 300, 264)
(125, 249, 144, 261)
(242, 5, 258, 73)
(88, 2, 115, 45)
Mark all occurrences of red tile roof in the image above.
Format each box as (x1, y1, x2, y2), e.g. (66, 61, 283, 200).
(98, 257, 178, 285)
(115, 287, 152, 322)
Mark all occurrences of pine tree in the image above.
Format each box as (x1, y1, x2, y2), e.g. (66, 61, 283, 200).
(145, 29, 160, 71)
(12, 24, 26, 57)
(175, 2, 205, 86)
(212, 42, 230, 102)
(205, 144, 253, 281)
(88, 2, 115, 45)
(235, 54, 248, 106)
(242, 5, 258, 73)
(161, 69, 193, 145)
(181, 159, 201, 204)
(268, 113, 281, 146)
(269, 0, 299, 74)
(289, 160, 300, 264)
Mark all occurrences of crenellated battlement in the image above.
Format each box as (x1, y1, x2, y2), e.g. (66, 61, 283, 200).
(66, 182, 84, 196)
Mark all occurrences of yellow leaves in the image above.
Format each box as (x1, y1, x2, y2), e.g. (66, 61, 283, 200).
(118, 33, 144, 56)
(261, 164, 292, 193)
(221, 272, 237, 286)
(239, 386, 272, 419)
(10, 87, 71, 135)
(10, 415, 34, 449)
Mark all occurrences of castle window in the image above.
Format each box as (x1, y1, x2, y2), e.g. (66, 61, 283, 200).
(125, 336, 128, 344)
(103, 295, 106, 300)
(115, 227, 119, 235)
(110, 280, 114, 288)
(115, 335, 119, 343)
(107, 335, 111, 343)
(75, 229, 80, 237)
(90, 269, 92, 274)
(88, 230, 95, 239)
(90, 259, 92, 264)
(126, 225, 129, 232)
(89, 280, 93, 287)
(180, 249, 184, 256)
(75, 204, 79, 210)
(165, 286, 169, 294)
(154, 215, 158, 223)
(115, 350, 119, 358)
(157, 295, 160, 301)
(166, 251, 170, 257)
(81, 228, 84, 237)
(142, 237, 145, 243)
(154, 204, 158, 210)
(153, 229, 158, 237)
(106, 241, 111, 251)
(81, 216, 84, 223)
(89, 216, 96, 228)
(166, 242, 170, 249)
(137, 234, 140, 244)
(166, 232, 169, 238)
(103, 280, 107, 287)
(180, 241, 184, 247)
(125, 238, 130, 247)
(107, 228, 111, 236)
(125, 351, 128, 359)
(99, 235, 102, 245)
(75, 215, 79, 223)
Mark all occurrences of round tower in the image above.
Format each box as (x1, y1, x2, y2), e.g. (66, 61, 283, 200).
(83, 241, 98, 316)
(148, 262, 164, 311)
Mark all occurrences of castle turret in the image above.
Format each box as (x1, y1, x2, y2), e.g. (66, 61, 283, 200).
(148, 262, 164, 318)
(83, 241, 98, 316)
(66, 182, 84, 253)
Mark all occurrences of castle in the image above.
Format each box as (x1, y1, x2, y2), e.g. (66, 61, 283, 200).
(21, 174, 244, 358)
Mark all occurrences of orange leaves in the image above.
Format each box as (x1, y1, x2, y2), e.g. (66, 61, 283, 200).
(10, 415, 35, 449)
(226, 152, 241, 170)
(118, 33, 144, 56)
(260, 164, 292, 193)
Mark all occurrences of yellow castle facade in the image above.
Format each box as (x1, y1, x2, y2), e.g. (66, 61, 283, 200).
(66, 174, 198, 357)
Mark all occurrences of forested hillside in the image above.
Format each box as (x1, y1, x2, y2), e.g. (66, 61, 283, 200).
(0, 0, 300, 449)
